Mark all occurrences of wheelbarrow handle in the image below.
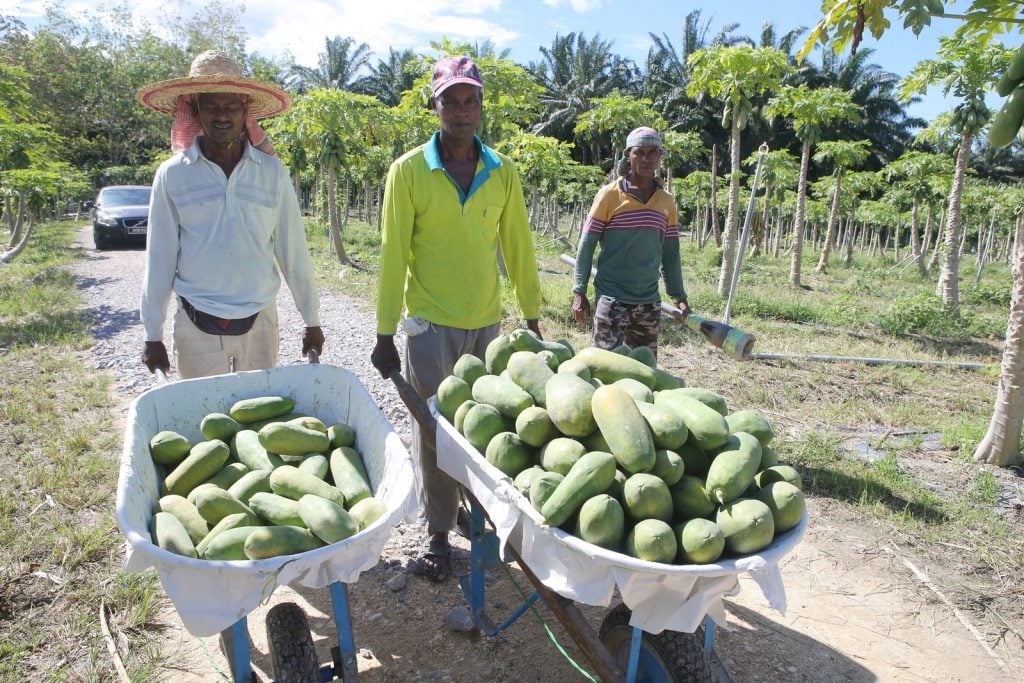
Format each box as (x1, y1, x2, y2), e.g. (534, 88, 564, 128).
(388, 368, 437, 436)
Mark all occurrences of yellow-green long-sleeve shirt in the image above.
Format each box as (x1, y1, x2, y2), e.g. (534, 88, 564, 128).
(376, 133, 542, 334)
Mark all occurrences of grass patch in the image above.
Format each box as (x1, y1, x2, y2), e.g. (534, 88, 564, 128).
(0, 222, 161, 681)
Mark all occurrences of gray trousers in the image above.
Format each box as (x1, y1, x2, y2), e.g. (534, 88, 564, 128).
(405, 321, 500, 536)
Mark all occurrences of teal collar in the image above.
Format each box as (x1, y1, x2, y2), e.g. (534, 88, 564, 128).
(425, 132, 502, 204)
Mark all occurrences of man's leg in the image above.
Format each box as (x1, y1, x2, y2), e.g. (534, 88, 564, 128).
(172, 306, 231, 379)
(235, 303, 279, 371)
(624, 303, 662, 356)
(405, 324, 466, 581)
(593, 296, 628, 350)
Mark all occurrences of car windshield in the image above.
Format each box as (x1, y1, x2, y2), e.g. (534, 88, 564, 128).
(100, 188, 151, 206)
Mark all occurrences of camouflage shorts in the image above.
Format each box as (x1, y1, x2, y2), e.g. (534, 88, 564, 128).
(593, 296, 662, 355)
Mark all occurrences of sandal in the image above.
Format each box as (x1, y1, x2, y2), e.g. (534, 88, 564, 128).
(414, 533, 452, 583)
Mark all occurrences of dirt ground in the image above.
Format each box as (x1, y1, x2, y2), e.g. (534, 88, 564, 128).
(78, 229, 1023, 682)
(150, 491, 1022, 683)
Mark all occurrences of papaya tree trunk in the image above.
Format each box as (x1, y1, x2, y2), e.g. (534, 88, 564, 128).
(709, 144, 721, 247)
(815, 172, 843, 273)
(974, 220, 1024, 467)
(938, 131, 972, 315)
(789, 141, 811, 287)
(910, 198, 928, 277)
(327, 166, 350, 265)
(718, 118, 742, 298)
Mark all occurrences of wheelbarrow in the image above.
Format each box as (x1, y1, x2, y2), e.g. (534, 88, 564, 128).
(388, 369, 807, 682)
(115, 362, 420, 681)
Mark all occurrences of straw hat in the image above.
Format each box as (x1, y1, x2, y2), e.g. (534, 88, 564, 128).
(136, 50, 290, 119)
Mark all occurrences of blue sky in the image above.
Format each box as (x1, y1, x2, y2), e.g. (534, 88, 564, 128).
(5, 0, 1021, 121)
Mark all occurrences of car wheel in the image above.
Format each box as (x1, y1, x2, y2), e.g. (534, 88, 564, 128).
(93, 229, 109, 250)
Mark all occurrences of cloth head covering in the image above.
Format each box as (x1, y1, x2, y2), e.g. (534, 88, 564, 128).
(431, 55, 484, 97)
(617, 126, 664, 177)
(625, 126, 663, 150)
(136, 50, 289, 154)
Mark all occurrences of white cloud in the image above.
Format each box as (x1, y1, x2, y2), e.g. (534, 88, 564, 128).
(242, 0, 518, 66)
(541, 0, 605, 12)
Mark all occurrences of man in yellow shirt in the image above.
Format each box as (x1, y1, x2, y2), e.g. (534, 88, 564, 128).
(371, 56, 542, 582)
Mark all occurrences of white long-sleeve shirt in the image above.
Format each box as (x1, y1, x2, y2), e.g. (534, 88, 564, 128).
(140, 138, 320, 341)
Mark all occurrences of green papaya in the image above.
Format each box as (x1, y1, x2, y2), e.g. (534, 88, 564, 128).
(471, 374, 535, 418)
(624, 519, 677, 563)
(754, 481, 806, 532)
(704, 432, 762, 505)
(436, 375, 473, 423)
(515, 406, 560, 448)
(622, 472, 673, 523)
(716, 498, 775, 555)
(484, 334, 515, 375)
(591, 384, 656, 474)
(541, 451, 617, 527)
(575, 494, 625, 550)
(675, 518, 725, 564)
(544, 373, 597, 438)
(452, 353, 488, 389)
(506, 350, 555, 407)
(485, 432, 535, 477)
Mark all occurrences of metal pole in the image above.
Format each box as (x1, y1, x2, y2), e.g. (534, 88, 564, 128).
(723, 143, 769, 325)
(750, 352, 986, 371)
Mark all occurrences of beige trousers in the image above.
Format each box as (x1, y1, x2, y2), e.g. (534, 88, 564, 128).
(172, 301, 279, 379)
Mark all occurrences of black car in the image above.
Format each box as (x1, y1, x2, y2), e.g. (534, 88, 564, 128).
(86, 185, 151, 250)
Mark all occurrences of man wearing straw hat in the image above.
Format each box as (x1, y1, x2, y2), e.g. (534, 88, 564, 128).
(137, 50, 324, 379)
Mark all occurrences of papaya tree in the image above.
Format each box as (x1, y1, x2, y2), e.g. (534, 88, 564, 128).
(813, 139, 871, 273)
(742, 148, 798, 258)
(289, 89, 390, 265)
(901, 35, 1010, 315)
(800, 0, 1024, 60)
(497, 131, 579, 242)
(764, 85, 860, 286)
(573, 91, 666, 172)
(883, 151, 953, 277)
(686, 45, 792, 297)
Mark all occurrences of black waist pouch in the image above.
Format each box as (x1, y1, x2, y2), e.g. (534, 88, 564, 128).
(180, 297, 258, 336)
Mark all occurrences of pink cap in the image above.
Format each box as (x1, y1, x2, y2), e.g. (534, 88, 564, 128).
(431, 56, 483, 97)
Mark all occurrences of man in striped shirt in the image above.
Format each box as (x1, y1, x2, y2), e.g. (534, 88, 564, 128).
(571, 127, 689, 356)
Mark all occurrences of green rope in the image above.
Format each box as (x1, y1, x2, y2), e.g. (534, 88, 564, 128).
(459, 494, 599, 682)
(196, 635, 233, 682)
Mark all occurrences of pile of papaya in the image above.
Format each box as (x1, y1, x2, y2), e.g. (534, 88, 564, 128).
(147, 395, 387, 561)
(436, 328, 806, 566)
(989, 45, 1024, 148)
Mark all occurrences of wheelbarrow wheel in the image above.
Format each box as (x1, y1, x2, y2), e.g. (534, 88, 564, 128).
(265, 602, 320, 683)
(598, 603, 717, 683)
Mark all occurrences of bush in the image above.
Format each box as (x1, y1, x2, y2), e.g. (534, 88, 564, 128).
(879, 294, 960, 337)
(965, 281, 1012, 308)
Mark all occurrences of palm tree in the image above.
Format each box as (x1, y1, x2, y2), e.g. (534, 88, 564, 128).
(644, 10, 745, 132)
(288, 36, 372, 93)
(764, 85, 860, 286)
(812, 139, 871, 272)
(901, 34, 1009, 315)
(529, 32, 635, 164)
(802, 47, 924, 167)
(353, 48, 417, 106)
